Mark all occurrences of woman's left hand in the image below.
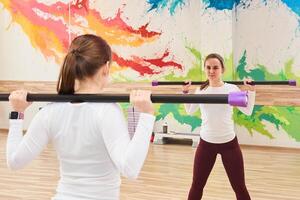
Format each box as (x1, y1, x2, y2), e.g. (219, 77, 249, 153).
(243, 78, 256, 91)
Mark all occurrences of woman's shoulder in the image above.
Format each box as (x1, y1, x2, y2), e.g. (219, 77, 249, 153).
(40, 103, 123, 122)
(224, 83, 239, 91)
(40, 102, 120, 113)
(195, 87, 202, 94)
(39, 102, 65, 112)
(87, 102, 124, 115)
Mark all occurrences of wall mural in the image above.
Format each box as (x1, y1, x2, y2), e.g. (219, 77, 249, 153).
(0, 0, 299, 146)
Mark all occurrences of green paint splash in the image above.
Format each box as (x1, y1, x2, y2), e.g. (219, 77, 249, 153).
(235, 50, 300, 141)
(120, 47, 300, 143)
(156, 104, 202, 131)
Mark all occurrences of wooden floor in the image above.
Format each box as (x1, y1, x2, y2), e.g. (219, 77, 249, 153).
(0, 131, 300, 200)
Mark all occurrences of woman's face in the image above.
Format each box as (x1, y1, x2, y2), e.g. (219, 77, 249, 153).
(204, 58, 224, 82)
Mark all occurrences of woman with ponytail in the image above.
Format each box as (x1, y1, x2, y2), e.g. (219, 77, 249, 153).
(183, 53, 255, 200)
(7, 34, 155, 200)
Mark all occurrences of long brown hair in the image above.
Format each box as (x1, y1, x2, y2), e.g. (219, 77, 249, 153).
(57, 34, 112, 94)
(200, 53, 225, 90)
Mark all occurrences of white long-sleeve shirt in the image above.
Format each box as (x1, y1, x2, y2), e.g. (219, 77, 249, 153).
(184, 83, 255, 143)
(6, 102, 155, 200)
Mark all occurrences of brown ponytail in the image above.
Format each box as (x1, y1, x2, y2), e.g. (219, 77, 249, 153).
(57, 53, 77, 94)
(200, 79, 209, 90)
(57, 34, 112, 94)
(201, 53, 225, 90)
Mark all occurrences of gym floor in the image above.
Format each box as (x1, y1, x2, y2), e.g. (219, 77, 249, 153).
(0, 130, 299, 200)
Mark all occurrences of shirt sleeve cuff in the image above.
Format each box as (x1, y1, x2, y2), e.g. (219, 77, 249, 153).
(9, 120, 24, 135)
(247, 90, 256, 96)
(9, 119, 24, 127)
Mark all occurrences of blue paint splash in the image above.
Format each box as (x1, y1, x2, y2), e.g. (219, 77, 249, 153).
(146, 0, 300, 15)
(147, 0, 242, 15)
(147, 0, 185, 15)
(281, 0, 300, 17)
(148, 0, 168, 12)
(202, 0, 241, 10)
(170, 0, 185, 14)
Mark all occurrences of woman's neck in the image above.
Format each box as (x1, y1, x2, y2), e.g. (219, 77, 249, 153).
(75, 80, 104, 94)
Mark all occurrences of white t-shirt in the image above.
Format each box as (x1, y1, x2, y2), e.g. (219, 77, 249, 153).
(184, 83, 255, 143)
(6, 102, 155, 200)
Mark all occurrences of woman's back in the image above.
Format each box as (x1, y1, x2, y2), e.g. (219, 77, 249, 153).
(42, 103, 123, 199)
(6, 34, 155, 200)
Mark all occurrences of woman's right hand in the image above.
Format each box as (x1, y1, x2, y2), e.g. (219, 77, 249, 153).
(9, 90, 32, 112)
(182, 81, 191, 93)
(130, 90, 154, 115)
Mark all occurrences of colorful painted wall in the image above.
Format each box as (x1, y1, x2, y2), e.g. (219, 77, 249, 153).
(233, 0, 300, 147)
(0, 0, 299, 147)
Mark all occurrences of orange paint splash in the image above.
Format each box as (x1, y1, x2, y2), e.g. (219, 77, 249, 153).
(0, 0, 183, 75)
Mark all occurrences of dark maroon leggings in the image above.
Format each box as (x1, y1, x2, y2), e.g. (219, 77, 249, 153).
(188, 137, 251, 200)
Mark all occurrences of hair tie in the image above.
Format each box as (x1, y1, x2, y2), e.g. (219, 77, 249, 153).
(71, 49, 80, 56)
